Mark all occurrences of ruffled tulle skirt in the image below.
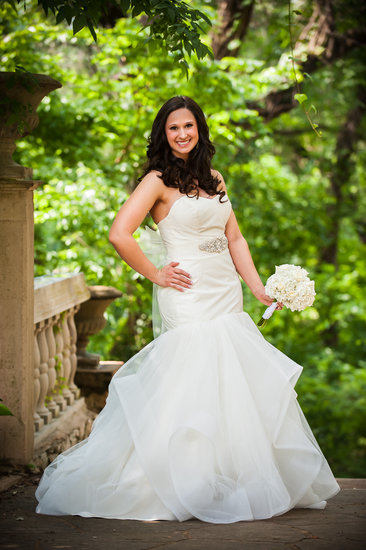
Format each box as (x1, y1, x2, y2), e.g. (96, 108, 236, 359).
(35, 312, 339, 523)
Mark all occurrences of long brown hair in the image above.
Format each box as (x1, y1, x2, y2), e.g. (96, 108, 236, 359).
(139, 96, 224, 200)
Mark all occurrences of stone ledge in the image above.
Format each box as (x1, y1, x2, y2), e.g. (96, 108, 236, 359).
(34, 272, 90, 323)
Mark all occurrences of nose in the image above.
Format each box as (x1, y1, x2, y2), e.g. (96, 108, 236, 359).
(178, 127, 186, 139)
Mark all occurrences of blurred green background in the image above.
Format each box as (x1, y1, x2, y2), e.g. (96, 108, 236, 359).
(1, 1, 365, 476)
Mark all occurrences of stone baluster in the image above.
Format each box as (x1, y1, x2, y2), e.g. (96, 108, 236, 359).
(61, 310, 74, 405)
(55, 312, 72, 406)
(35, 321, 52, 425)
(44, 317, 59, 418)
(33, 325, 44, 432)
(52, 314, 67, 413)
(68, 305, 80, 399)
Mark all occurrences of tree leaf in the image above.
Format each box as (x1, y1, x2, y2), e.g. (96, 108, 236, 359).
(73, 14, 87, 35)
(309, 104, 317, 114)
(0, 402, 14, 416)
(294, 93, 308, 105)
(120, 0, 130, 15)
(195, 10, 212, 27)
(86, 16, 97, 42)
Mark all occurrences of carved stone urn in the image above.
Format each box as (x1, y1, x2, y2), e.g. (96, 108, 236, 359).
(74, 285, 122, 368)
(0, 72, 62, 180)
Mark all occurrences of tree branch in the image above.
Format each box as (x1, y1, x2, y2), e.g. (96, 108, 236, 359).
(247, 0, 366, 122)
(211, 0, 255, 60)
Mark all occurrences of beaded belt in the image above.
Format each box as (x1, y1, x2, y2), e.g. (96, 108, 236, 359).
(198, 235, 228, 253)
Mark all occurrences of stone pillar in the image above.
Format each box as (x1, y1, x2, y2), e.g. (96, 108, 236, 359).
(0, 178, 38, 462)
(0, 72, 61, 463)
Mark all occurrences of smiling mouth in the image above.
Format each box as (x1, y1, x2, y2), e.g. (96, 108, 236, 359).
(176, 140, 191, 147)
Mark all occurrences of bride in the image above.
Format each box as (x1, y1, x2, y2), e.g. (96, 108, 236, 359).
(35, 96, 340, 523)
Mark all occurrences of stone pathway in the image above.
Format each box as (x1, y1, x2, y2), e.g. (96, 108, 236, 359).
(0, 477, 365, 549)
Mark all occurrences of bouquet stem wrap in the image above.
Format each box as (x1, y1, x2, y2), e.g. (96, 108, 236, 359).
(257, 302, 277, 327)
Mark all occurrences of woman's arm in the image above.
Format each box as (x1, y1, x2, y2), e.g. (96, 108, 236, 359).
(213, 170, 273, 306)
(109, 172, 191, 291)
(225, 211, 273, 306)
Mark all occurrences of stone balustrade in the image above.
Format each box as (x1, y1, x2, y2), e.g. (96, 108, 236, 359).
(33, 273, 90, 433)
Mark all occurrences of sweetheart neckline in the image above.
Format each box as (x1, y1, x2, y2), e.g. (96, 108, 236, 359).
(157, 194, 224, 226)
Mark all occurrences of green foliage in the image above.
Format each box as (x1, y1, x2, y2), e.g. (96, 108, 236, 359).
(297, 366, 366, 477)
(0, 399, 14, 416)
(1, 1, 365, 476)
(4, 0, 212, 65)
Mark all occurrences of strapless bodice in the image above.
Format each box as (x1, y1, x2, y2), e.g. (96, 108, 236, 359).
(158, 194, 231, 259)
(153, 193, 242, 332)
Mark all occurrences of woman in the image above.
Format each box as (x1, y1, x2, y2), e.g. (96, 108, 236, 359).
(36, 96, 339, 523)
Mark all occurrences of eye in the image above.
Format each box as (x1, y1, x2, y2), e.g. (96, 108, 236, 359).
(169, 125, 178, 131)
(185, 123, 193, 128)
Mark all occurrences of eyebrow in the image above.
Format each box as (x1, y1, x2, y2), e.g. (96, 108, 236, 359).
(167, 120, 195, 126)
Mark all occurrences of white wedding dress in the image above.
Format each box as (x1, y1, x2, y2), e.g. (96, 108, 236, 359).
(36, 193, 340, 523)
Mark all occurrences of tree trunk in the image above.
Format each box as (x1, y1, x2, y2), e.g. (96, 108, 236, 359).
(319, 85, 366, 347)
(211, 0, 255, 60)
(320, 85, 366, 265)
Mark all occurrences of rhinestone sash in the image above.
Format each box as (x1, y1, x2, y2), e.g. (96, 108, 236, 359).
(198, 235, 228, 253)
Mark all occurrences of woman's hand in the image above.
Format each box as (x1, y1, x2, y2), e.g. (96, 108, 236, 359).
(254, 289, 283, 310)
(155, 262, 192, 292)
(255, 290, 274, 307)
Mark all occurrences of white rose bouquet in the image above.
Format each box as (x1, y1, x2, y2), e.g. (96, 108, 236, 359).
(258, 264, 316, 327)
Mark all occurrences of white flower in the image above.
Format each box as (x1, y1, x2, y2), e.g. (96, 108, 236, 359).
(265, 264, 316, 312)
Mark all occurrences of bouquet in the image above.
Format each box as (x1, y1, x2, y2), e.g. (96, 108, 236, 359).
(258, 264, 316, 327)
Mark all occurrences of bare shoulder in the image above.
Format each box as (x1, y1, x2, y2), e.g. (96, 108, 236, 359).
(138, 170, 163, 188)
(135, 170, 166, 199)
(211, 168, 227, 192)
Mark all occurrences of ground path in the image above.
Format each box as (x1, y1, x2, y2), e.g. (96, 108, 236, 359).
(0, 477, 365, 549)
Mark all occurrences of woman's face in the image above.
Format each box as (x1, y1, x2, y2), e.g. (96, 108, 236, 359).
(165, 108, 199, 160)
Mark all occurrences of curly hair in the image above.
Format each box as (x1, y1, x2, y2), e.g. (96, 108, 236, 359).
(139, 96, 224, 200)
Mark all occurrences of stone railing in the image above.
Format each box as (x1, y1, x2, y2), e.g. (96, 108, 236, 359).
(33, 273, 90, 433)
